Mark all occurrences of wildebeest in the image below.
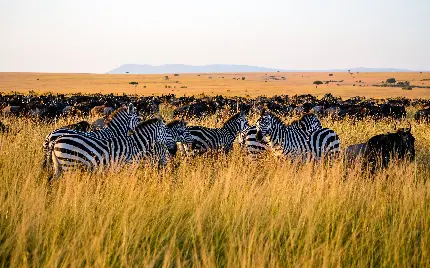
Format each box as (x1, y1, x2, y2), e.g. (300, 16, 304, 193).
(90, 105, 114, 118)
(2, 105, 22, 116)
(415, 107, 430, 122)
(90, 118, 108, 131)
(346, 125, 415, 172)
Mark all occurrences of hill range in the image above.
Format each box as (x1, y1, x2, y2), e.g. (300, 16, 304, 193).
(108, 64, 412, 74)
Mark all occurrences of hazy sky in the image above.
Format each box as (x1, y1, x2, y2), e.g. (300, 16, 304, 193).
(1, 0, 429, 73)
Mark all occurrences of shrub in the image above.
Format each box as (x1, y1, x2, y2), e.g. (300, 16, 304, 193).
(386, 78, 396, 84)
(129, 82, 138, 87)
(313, 81, 323, 86)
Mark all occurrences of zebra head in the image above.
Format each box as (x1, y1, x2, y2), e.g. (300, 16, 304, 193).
(223, 111, 249, 136)
(297, 113, 322, 135)
(105, 104, 141, 136)
(255, 109, 275, 141)
(166, 120, 193, 144)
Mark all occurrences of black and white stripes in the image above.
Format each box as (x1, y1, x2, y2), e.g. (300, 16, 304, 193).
(43, 104, 141, 169)
(44, 107, 342, 179)
(252, 111, 340, 160)
(187, 111, 249, 154)
(51, 117, 170, 178)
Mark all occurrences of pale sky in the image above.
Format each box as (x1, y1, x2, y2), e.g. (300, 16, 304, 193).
(0, 0, 429, 73)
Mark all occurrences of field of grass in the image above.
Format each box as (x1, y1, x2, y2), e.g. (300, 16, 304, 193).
(1, 106, 430, 267)
(1, 72, 430, 99)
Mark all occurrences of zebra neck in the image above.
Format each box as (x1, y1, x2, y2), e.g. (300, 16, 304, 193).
(223, 121, 240, 138)
(129, 129, 156, 151)
(269, 120, 291, 146)
(106, 118, 128, 136)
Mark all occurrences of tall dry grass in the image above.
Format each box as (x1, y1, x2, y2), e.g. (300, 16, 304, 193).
(1, 111, 429, 267)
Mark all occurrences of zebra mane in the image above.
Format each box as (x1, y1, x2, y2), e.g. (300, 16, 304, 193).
(289, 113, 315, 126)
(66, 121, 90, 132)
(133, 117, 162, 130)
(223, 111, 243, 125)
(104, 107, 128, 126)
(265, 112, 289, 127)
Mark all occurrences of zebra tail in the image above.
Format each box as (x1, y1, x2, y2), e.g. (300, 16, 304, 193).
(50, 150, 62, 180)
(42, 140, 56, 171)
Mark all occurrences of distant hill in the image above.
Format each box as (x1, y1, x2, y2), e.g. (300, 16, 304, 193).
(108, 64, 285, 74)
(107, 64, 413, 74)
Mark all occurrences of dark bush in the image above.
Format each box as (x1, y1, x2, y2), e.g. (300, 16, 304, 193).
(386, 78, 396, 84)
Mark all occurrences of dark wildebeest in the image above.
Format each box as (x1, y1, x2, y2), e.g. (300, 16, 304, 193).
(364, 125, 415, 172)
(415, 107, 430, 123)
(346, 124, 415, 172)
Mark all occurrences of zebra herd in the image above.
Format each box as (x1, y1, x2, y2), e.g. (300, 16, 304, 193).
(43, 104, 341, 179)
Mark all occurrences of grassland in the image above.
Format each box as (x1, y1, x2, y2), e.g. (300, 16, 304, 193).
(1, 71, 430, 99)
(1, 107, 430, 267)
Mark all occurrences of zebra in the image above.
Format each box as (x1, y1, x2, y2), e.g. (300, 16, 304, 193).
(238, 125, 269, 158)
(42, 104, 141, 170)
(51, 117, 169, 179)
(308, 127, 341, 160)
(239, 125, 340, 161)
(164, 120, 194, 156)
(141, 119, 194, 163)
(255, 110, 329, 160)
(185, 111, 249, 154)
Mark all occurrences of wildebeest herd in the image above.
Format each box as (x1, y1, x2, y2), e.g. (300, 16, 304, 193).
(1, 92, 430, 121)
(0, 93, 426, 179)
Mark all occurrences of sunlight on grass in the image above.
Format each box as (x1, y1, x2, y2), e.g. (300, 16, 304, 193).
(0, 112, 429, 267)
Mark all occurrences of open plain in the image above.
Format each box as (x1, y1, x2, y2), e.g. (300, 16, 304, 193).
(1, 72, 430, 267)
(1, 71, 430, 98)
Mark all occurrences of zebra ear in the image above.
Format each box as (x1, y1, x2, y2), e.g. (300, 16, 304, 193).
(128, 103, 135, 114)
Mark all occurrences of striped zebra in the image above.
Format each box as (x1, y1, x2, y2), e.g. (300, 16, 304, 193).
(51, 117, 169, 179)
(141, 119, 194, 162)
(42, 105, 140, 170)
(308, 127, 340, 160)
(238, 125, 269, 158)
(240, 125, 340, 161)
(255, 110, 339, 160)
(164, 120, 194, 156)
(186, 111, 249, 154)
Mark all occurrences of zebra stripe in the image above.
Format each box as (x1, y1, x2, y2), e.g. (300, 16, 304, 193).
(43, 105, 141, 169)
(51, 118, 169, 179)
(308, 128, 341, 160)
(255, 112, 322, 159)
(240, 126, 340, 161)
(250, 112, 340, 161)
(144, 120, 194, 161)
(238, 125, 269, 157)
(187, 111, 249, 154)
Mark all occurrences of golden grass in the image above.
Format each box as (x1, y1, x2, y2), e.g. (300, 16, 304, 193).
(1, 72, 430, 99)
(1, 108, 430, 267)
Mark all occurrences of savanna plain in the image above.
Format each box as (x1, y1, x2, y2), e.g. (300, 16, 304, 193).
(1, 72, 430, 267)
